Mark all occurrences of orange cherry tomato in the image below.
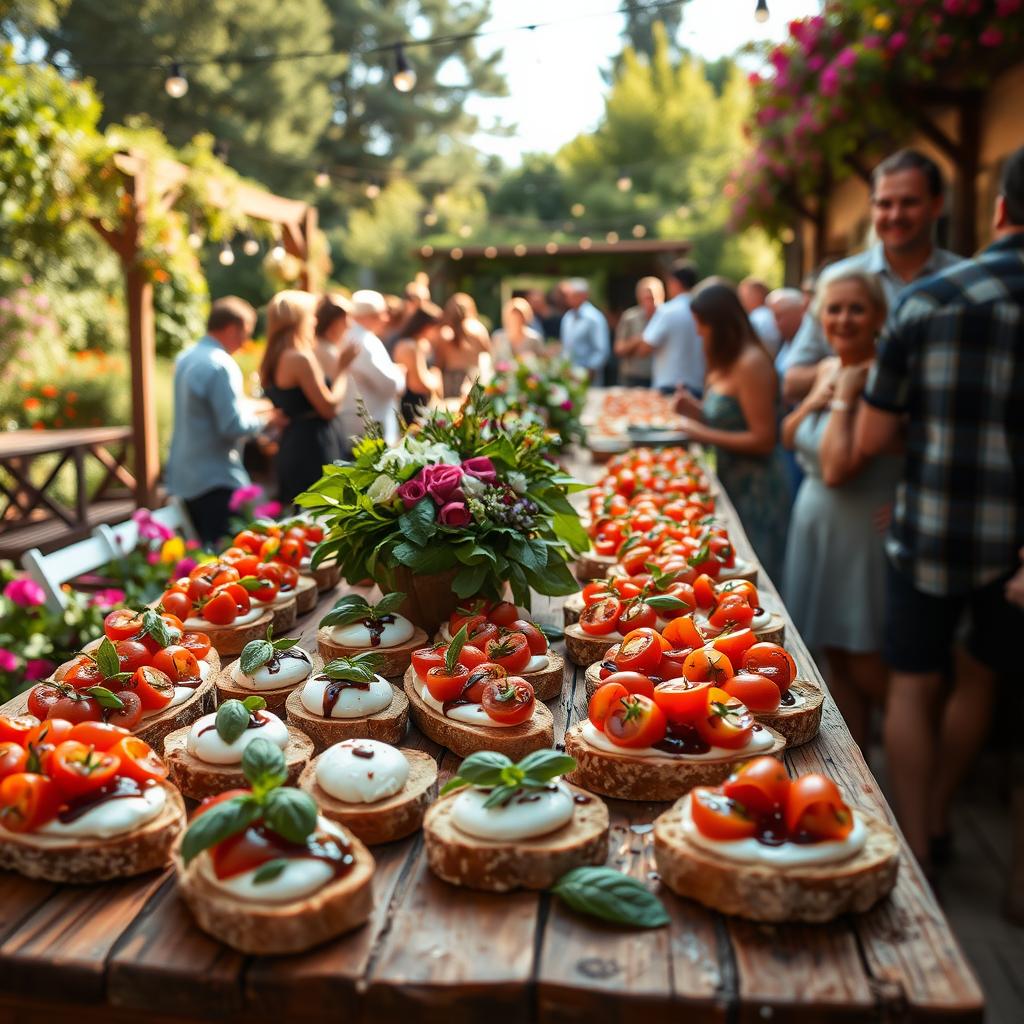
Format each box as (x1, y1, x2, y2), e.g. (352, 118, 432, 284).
(695, 687, 754, 750)
(159, 589, 193, 622)
(480, 676, 535, 725)
(50, 740, 121, 797)
(150, 645, 201, 684)
(276, 537, 306, 568)
(127, 666, 176, 711)
(103, 609, 144, 642)
(692, 574, 718, 609)
(715, 579, 760, 607)
(589, 681, 631, 730)
(424, 663, 470, 703)
(708, 596, 755, 630)
(110, 736, 169, 785)
(689, 786, 757, 841)
(661, 614, 705, 650)
(69, 721, 132, 751)
(651, 679, 712, 723)
(784, 775, 854, 841)
(721, 672, 780, 713)
(614, 628, 663, 674)
(681, 648, 734, 685)
(233, 530, 265, 554)
(202, 590, 238, 626)
(742, 643, 795, 692)
(0, 773, 64, 832)
(722, 756, 790, 816)
(0, 714, 41, 745)
(707, 626, 758, 663)
(180, 631, 212, 661)
(602, 670, 655, 698)
(603, 693, 667, 749)
(0, 742, 28, 780)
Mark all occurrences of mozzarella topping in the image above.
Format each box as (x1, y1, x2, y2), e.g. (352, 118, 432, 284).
(329, 615, 415, 649)
(254, 589, 297, 609)
(451, 782, 574, 841)
(141, 685, 196, 719)
(717, 558, 755, 581)
(32, 784, 167, 839)
(184, 606, 264, 630)
(229, 649, 312, 691)
(316, 740, 409, 803)
(680, 795, 868, 866)
(415, 678, 519, 729)
(579, 719, 776, 760)
(198, 658, 214, 682)
(186, 710, 290, 764)
(524, 654, 550, 673)
(300, 674, 394, 719)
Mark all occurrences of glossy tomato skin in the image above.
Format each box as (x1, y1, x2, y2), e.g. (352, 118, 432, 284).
(661, 614, 705, 650)
(51, 692, 103, 724)
(128, 666, 176, 711)
(487, 601, 519, 627)
(484, 632, 531, 673)
(722, 756, 790, 816)
(0, 742, 28, 780)
(50, 740, 121, 797)
(180, 631, 212, 661)
(68, 721, 132, 751)
(424, 664, 470, 703)
(480, 677, 535, 725)
(579, 596, 622, 637)
(784, 775, 854, 840)
(150, 646, 200, 684)
(690, 786, 757, 841)
(614, 628, 663, 674)
(708, 597, 755, 630)
(588, 682, 629, 730)
(457, 644, 488, 670)
(411, 647, 445, 678)
(581, 581, 615, 606)
(103, 609, 144, 642)
(604, 693, 667, 749)
(114, 640, 151, 675)
(651, 679, 712, 724)
(0, 714, 40, 745)
(681, 648, 734, 685)
(742, 643, 796, 692)
(617, 600, 658, 632)
(602, 671, 656, 699)
(105, 691, 143, 731)
(202, 591, 238, 626)
(695, 687, 754, 750)
(110, 736, 169, 785)
(160, 589, 193, 622)
(721, 672, 780, 713)
(707, 627, 757, 664)
(0, 773, 63, 832)
(510, 620, 548, 656)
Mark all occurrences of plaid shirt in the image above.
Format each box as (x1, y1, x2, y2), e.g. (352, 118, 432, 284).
(863, 232, 1024, 596)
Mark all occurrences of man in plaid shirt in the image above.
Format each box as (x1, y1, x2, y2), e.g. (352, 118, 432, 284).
(856, 145, 1024, 874)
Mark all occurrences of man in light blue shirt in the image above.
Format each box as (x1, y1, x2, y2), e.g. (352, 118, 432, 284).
(782, 148, 962, 406)
(559, 279, 610, 379)
(165, 297, 274, 545)
(637, 260, 704, 395)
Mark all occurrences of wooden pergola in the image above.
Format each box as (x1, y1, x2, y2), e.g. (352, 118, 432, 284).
(89, 150, 320, 507)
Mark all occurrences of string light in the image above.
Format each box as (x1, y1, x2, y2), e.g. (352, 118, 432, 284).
(513, 243, 527, 256)
(605, 230, 619, 243)
(314, 168, 330, 188)
(571, 202, 585, 217)
(187, 228, 203, 249)
(392, 44, 416, 93)
(420, 244, 434, 257)
(632, 224, 647, 238)
(423, 210, 439, 226)
(451, 247, 464, 260)
(164, 62, 188, 98)
(365, 182, 381, 199)
(270, 240, 286, 261)
(754, 0, 769, 23)
(484, 246, 498, 258)
(579, 236, 592, 249)
(544, 241, 559, 254)
(218, 240, 235, 266)
(780, 227, 796, 244)
(242, 234, 260, 256)
(616, 174, 632, 192)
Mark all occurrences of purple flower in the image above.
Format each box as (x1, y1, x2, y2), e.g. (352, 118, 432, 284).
(229, 484, 263, 511)
(90, 588, 126, 610)
(3, 577, 45, 607)
(25, 658, 54, 681)
(438, 501, 471, 528)
(461, 456, 497, 485)
(0, 648, 19, 673)
(421, 464, 465, 505)
(396, 477, 428, 509)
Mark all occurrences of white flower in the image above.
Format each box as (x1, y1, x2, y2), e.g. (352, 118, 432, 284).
(462, 474, 487, 498)
(508, 471, 528, 495)
(367, 474, 399, 504)
(375, 443, 419, 474)
(419, 441, 460, 465)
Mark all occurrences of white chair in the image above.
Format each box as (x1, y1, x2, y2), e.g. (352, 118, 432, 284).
(96, 496, 198, 557)
(21, 533, 122, 612)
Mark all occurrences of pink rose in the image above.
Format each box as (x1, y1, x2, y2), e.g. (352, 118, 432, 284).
(461, 457, 497, 485)
(438, 501, 471, 528)
(3, 577, 45, 607)
(0, 648, 18, 673)
(421, 464, 465, 505)
(979, 26, 1004, 46)
(396, 477, 428, 509)
(25, 658, 54, 681)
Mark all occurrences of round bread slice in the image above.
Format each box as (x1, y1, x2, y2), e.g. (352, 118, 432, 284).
(753, 613, 786, 647)
(294, 575, 319, 615)
(402, 668, 554, 761)
(575, 552, 615, 582)
(756, 678, 824, 748)
(520, 653, 566, 702)
(316, 626, 428, 681)
(564, 623, 620, 666)
(423, 783, 609, 892)
(299, 747, 437, 845)
(173, 824, 374, 954)
(653, 801, 900, 922)
(563, 592, 585, 627)
(136, 674, 218, 751)
(195, 609, 275, 658)
(308, 560, 341, 593)
(0, 784, 186, 883)
(266, 594, 298, 633)
(215, 652, 324, 716)
(163, 724, 315, 800)
(563, 721, 786, 802)
(284, 684, 409, 752)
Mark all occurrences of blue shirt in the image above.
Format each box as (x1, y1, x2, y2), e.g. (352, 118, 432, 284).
(560, 301, 610, 372)
(642, 292, 705, 392)
(165, 336, 263, 501)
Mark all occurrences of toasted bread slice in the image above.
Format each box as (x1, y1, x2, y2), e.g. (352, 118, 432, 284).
(163, 724, 315, 800)
(284, 684, 409, 752)
(753, 614, 786, 646)
(265, 594, 298, 633)
(575, 552, 616, 582)
(563, 721, 786, 802)
(423, 783, 609, 892)
(564, 623, 619, 666)
(195, 609, 275, 658)
(521, 653, 565, 702)
(215, 653, 324, 716)
(0, 784, 186, 883)
(653, 801, 900, 922)
(294, 575, 319, 615)
(563, 592, 585, 627)
(316, 626, 428, 681)
(308, 561, 341, 593)
(299, 747, 437, 845)
(402, 668, 554, 761)
(173, 825, 375, 954)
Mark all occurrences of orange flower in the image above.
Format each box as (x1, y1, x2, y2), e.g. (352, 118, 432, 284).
(54, 417, 63, 428)
(41, 384, 58, 398)
(153, 269, 170, 283)
(66, 391, 78, 402)
(20, 379, 33, 390)
(64, 407, 76, 419)
(31, 422, 44, 431)
(23, 397, 40, 410)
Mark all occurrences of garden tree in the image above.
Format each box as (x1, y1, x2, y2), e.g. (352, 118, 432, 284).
(38, 0, 340, 190)
(620, 0, 685, 58)
(0, 0, 69, 39)
(488, 154, 570, 225)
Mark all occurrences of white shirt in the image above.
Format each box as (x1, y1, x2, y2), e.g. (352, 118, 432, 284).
(560, 301, 610, 372)
(642, 293, 705, 392)
(748, 305, 782, 356)
(338, 322, 406, 446)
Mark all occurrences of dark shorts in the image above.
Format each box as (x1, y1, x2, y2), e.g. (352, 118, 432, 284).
(184, 487, 234, 549)
(883, 561, 1023, 675)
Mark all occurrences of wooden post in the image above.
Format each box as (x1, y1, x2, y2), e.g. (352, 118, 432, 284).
(952, 94, 981, 255)
(299, 206, 320, 293)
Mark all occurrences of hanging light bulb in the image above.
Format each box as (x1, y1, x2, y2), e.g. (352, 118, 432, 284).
(754, 0, 770, 23)
(632, 224, 647, 238)
(451, 247, 464, 260)
(365, 182, 381, 199)
(571, 202, 585, 217)
(544, 241, 559, 255)
(423, 210, 438, 227)
(165, 62, 188, 98)
(314, 168, 330, 189)
(271, 241, 286, 262)
(187, 227, 203, 249)
(513, 243, 527, 257)
(605, 230, 620, 244)
(392, 44, 417, 93)
(242, 234, 260, 257)
(579, 236, 592, 250)
(616, 174, 632, 192)
(218, 240, 235, 266)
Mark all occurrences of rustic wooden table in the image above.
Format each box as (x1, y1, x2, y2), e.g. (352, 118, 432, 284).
(0, 448, 984, 1023)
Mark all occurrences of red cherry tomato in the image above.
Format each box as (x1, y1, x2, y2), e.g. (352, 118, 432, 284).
(0, 773, 64, 832)
(722, 756, 791, 816)
(603, 693, 667, 749)
(69, 721, 132, 751)
(457, 644, 488, 670)
(114, 639, 151, 675)
(690, 786, 757, 841)
(424, 663, 470, 703)
(695, 687, 754, 750)
(50, 740, 121, 798)
(617, 599, 658, 632)
(614, 628, 663, 674)
(0, 714, 40, 745)
(180, 631, 212, 661)
(484, 632, 532, 673)
(160, 589, 193, 622)
(0, 742, 28, 780)
(480, 676, 535, 725)
(707, 626, 758, 664)
(103, 609, 144, 642)
(602, 671, 655, 699)
(510, 620, 548, 656)
(579, 597, 622, 637)
(110, 736, 169, 785)
(785, 775, 854, 840)
(721, 672, 780, 713)
(486, 601, 519, 627)
(742, 643, 796, 692)
(105, 690, 144, 731)
(581, 581, 616, 606)
(708, 596, 755, 630)
(202, 590, 238, 626)
(411, 646, 445, 678)
(51, 690, 103, 724)
(692, 574, 718, 609)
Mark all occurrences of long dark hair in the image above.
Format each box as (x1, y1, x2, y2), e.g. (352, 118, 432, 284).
(689, 278, 762, 372)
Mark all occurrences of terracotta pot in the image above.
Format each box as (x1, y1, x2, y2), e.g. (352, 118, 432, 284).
(390, 566, 464, 636)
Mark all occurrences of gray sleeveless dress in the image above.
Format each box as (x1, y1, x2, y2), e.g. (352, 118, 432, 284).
(781, 409, 902, 652)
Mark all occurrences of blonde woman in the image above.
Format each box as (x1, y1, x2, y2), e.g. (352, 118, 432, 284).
(259, 290, 357, 504)
(780, 269, 900, 746)
(436, 292, 492, 396)
(491, 297, 544, 365)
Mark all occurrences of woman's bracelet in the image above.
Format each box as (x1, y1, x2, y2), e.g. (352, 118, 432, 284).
(830, 398, 853, 412)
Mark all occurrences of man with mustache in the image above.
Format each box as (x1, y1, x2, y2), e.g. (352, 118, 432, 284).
(782, 149, 962, 406)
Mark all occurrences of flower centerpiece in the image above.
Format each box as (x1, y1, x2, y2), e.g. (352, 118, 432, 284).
(297, 387, 589, 633)
(485, 355, 588, 450)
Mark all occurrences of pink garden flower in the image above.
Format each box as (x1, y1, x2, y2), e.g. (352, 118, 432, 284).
(173, 557, 198, 578)
(90, 588, 126, 610)
(253, 501, 283, 519)
(25, 658, 54, 681)
(396, 477, 428, 509)
(438, 501, 471, 528)
(3, 577, 45, 607)
(0, 648, 19, 673)
(229, 484, 264, 512)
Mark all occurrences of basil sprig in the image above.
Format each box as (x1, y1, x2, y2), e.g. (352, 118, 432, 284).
(643, 594, 689, 612)
(444, 624, 468, 676)
(180, 737, 318, 865)
(551, 866, 669, 929)
(319, 651, 384, 683)
(319, 592, 406, 629)
(239, 625, 302, 676)
(215, 695, 267, 744)
(140, 608, 175, 649)
(441, 748, 577, 809)
(85, 685, 125, 710)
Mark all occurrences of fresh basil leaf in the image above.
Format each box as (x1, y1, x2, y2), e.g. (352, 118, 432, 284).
(320, 652, 383, 683)
(319, 594, 370, 629)
(552, 867, 669, 929)
(235, 577, 263, 592)
(105, 671, 134, 687)
(499, 764, 525, 787)
(440, 776, 469, 796)
(518, 749, 577, 782)
(141, 609, 173, 649)
(263, 787, 318, 844)
(242, 695, 267, 713)
(456, 750, 513, 787)
(445, 625, 468, 675)
(482, 784, 520, 809)
(216, 699, 251, 744)
(271, 635, 301, 651)
(252, 858, 289, 884)
(373, 591, 406, 618)
(240, 639, 274, 676)
(241, 737, 288, 791)
(644, 595, 689, 611)
(85, 685, 125, 710)
(181, 795, 261, 866)
(95, 637, 120, 680)
(398, 497, 436, 546)
(617, 534, 644, 555)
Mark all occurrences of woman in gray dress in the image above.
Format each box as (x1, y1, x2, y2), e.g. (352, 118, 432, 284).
(780, 269, 901, 746)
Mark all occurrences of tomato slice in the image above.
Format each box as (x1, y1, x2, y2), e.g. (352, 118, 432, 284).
(0, 773, 64, 832)
(690, 786, 757, 841)
(579, 596, 622, 636)
(614, 628, 663, 674)
(69, 720, 132, 751)
(110, 736, 169, 785)
(784, 775, 854, 840)
(603, 693, 667, 749)
(0, 714, 41, 745)
(695, 687, 754, 750)
(692, 574, 718, 609)
(50, 740, 121, 797)
(722, 756, 790, 816)
(480, 677, 535, 724)
(581, 581, 615, 606)
(721, 672, 780, 713)
(651, 679, 712, 724)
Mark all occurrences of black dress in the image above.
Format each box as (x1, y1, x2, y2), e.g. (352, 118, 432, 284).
(265, 383, 345, 505)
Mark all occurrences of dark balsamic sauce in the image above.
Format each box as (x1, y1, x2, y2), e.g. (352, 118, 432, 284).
(58, 776, 147, 824)
(265, 648, 311, 677)
(321, 676, 371, 717)
(573, 793, 593, 805)
(779, 689, 796, 707)
(213, 823, 355, 881)
(653, 722, 711, 756)
(352, 746, 375, 760)
(362, 615, 395, 648)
